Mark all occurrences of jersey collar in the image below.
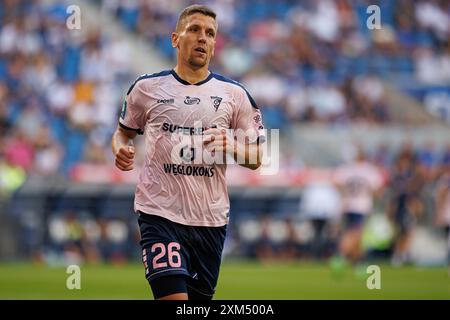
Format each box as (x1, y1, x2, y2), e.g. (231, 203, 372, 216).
(170, 69, 214, 86)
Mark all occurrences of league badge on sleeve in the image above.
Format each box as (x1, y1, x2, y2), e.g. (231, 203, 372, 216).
(120, 99, 127, 119)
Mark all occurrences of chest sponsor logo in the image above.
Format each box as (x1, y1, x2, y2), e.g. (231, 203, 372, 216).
(157, 98, 174, 104)
(163, 164, 215, 177)
(161, 122, 206, 135)
(210, 96, 223, 112)
(184, 96, 200, 105)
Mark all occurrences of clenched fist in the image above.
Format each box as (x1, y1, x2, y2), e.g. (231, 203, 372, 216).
(115, 145, 135, 171)
(202, 128, 235, 155)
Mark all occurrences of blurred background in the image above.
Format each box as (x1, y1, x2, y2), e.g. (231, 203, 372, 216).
(0, 0, 449, 299)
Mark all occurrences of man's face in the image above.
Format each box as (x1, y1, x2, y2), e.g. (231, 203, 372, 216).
(172, 13, 217, 69)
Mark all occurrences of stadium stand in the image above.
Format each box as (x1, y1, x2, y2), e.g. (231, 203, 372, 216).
(0, 0, 449, 267)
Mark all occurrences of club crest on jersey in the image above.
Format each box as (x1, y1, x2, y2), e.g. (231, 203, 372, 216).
(184, 96, 200, 105)
(210, 96, 223, 112)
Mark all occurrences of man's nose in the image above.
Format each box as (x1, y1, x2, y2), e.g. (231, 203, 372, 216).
(198, 30, 207, 43)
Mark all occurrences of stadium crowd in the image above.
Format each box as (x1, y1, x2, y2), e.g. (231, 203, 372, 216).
(106, 0, 450, 124)
(0, 0, 449, 266)
(0, 0, 449, 180)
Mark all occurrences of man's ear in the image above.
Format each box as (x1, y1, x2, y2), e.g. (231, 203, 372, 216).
(171, 32, 179, 48)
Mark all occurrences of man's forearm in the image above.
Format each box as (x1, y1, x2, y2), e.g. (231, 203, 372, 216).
(233, 142, 262, 170)
(112, 127, 135, 155)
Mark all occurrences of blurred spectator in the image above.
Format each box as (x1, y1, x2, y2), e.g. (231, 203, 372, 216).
(434, 162, 450, 272)
(441, 144, 450, 166)
(278, 217, 301, 260)
(0, 149, 26, 198)
(84, 138, 108, 165)
(371, 143, 394, 170)
(416, 141, 439, 180)
(334, 147, 384, 264)
(415, 0, 450, 43)
(254, 215, 276, 262)
(4, 131, 35, 172)
(33, 127, 63, 176)
(388, 144, 426, 266)
(301, 180, 341, 260)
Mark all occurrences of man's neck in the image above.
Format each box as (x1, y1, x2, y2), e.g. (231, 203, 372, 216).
(173, 64, 210, 84)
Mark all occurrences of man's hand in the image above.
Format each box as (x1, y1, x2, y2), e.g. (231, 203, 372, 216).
(114, 145, 135, 171)
(112, 125, 137, 171)
(202, 128, 234, 156)
(202, 127, 262, 170)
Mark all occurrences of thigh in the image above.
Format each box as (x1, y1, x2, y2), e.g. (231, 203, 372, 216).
(395, 210, 414, 236)
(149, 274, 188, 299)
(185, 225, 227, 298)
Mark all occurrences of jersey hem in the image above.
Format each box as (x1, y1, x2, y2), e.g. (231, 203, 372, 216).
(135, 204, 228, 227)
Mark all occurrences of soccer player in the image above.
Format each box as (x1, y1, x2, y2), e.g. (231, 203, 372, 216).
(388, 147, 425, 266)
(333, 148, 384, 265)
(435, 162, 450, 275)
(111, 4, 265, 300)
(301, 180, 341, 260)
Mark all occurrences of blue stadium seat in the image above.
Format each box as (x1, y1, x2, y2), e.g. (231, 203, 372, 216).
(118, 7, 139, 31)
(415, 31, 433, 47)
(49, 116, 68, 144)
(262, 106, 288, 130)
(0, 58, 7, 80)
(62, 129, 87, 173)
(59, 46, 81, 82)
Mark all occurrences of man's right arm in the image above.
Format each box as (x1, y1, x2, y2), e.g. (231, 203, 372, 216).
(112, 125, 138, 171)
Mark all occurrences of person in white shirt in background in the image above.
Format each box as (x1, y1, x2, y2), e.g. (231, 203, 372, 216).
(301, 179, 341, 261)
(333, 147, 384, 265)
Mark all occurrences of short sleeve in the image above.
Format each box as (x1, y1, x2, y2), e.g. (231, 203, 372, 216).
(231, 87, 266, 144)
(118, 79, 147, 134)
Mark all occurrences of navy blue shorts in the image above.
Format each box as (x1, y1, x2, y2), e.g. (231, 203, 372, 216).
(344, 212, 366, 230)
(137, 212, 227, 298)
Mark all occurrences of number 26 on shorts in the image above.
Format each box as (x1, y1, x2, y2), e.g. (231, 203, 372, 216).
(150, 242, 182, 269)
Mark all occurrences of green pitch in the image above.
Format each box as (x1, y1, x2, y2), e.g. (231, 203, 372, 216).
(0, 260, 448, 299)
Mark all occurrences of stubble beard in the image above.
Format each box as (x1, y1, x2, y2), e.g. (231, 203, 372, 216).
(188, 55, 208, 69)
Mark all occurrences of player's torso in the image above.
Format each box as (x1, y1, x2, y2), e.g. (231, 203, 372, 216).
(339, 163, 379, 213)
(138, 76, 235, 167)
(341, 165, 374, 196)
(133, 75, 234, 226)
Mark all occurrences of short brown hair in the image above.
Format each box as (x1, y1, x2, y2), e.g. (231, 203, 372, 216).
(175, 4, 217, 32)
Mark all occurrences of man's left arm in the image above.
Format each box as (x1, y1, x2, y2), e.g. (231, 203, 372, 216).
(202, 128, 262, 170)
(203, 87, 265, 170)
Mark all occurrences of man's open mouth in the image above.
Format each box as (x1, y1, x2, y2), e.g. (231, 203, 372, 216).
(195, 47, 206, 54)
